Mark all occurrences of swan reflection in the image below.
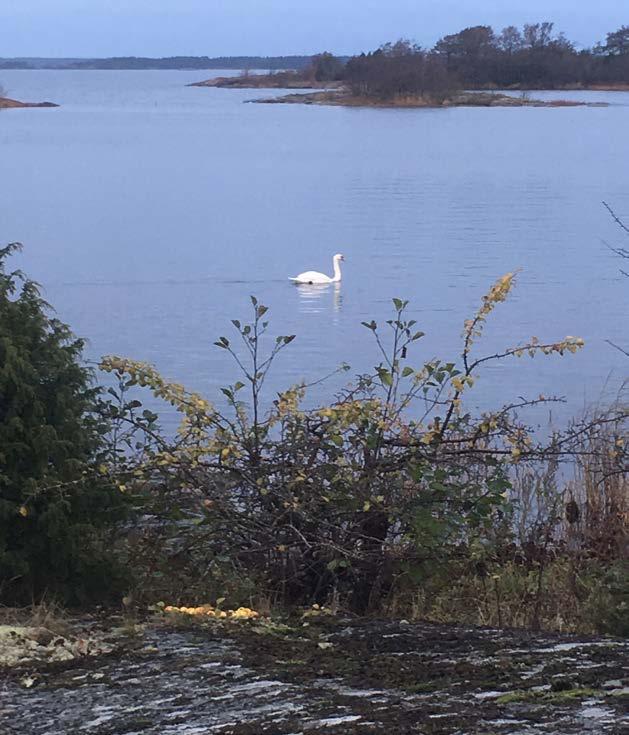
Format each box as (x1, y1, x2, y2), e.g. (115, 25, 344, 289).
(294, 281, 342, 314)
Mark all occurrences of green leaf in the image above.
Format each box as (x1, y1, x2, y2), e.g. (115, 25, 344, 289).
(402, 366, 414, 378)
(377, 368, 393, 387)
(330, 434, 344, 447)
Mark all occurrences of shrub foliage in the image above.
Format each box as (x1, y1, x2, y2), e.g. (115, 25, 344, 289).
(98, 273, 622, 615)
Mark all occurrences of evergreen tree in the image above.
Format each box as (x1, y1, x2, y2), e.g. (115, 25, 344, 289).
(0, 243, 125, 604)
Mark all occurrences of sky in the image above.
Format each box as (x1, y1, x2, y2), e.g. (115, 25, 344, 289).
(0, 0, 625, 58)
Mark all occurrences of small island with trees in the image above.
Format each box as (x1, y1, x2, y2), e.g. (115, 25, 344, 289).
(192, 23, 629, 108)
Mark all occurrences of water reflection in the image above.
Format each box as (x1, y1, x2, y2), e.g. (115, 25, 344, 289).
(293, 282, 343, 314)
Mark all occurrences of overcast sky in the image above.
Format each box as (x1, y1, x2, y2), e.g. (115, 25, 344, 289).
(0, 0, 625, 57)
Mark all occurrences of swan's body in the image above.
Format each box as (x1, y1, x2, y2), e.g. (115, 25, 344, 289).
(290, 253, 345, 284)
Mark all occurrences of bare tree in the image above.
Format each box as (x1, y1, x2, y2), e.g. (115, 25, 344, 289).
(498, 26, 524, 55)
(600, 26, 629, 56)
(603, 201, 629, 276)
(523, 22, 555, 50)
(603, 201, 629, 356)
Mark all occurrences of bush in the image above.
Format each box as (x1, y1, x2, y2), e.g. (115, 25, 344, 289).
(99, 274, 615, 615)
(0, 243, 126, 605)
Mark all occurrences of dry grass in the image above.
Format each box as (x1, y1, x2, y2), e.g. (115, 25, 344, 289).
(0, 599, 71, 636)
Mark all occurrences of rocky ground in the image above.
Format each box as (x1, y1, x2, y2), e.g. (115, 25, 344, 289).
(1, 616, 627, 734)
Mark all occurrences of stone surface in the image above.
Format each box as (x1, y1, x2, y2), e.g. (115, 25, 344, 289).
(1, 620, 627, 734)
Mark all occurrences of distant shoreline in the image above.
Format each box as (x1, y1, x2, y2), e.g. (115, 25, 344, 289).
(486, 83, 629, 92)
(0, 96, 59, 109)
(0, 56, 317, 71)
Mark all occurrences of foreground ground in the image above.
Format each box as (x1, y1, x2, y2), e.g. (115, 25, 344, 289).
(1, 616, 627, 734)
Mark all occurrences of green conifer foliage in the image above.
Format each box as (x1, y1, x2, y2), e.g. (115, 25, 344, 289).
(0, 243, 124, 604)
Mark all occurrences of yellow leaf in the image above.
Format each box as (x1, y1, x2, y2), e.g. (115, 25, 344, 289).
(19, 506, 28, 518)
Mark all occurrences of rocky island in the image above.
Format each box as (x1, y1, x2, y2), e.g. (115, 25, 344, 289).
(0, 96, 59, 109)
(189, 75, 604, 109)
(190, 52, 609, 109)
(248, 90, 603, 108)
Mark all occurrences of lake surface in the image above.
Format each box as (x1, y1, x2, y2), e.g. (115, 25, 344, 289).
(1, 71, 627, 427)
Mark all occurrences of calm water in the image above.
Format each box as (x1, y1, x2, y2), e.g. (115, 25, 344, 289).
(1, 71, 627, 426)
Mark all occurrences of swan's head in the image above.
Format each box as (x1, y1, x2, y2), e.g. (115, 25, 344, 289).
(334, 253, 345, 262)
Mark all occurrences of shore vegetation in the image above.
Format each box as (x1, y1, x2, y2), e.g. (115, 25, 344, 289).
(0, 240, 626, 634)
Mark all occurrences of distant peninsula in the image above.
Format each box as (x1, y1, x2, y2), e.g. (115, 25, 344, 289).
(189, 72, 340, 90)
(0, 96, 59, 109)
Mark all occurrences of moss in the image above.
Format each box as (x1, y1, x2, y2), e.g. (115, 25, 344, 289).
(405, 681, 443, 693)
(497, 687, 602, 705)
(274, 658, 306, 666)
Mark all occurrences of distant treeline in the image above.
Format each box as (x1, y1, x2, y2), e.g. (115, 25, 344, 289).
(317, 23, 629, 101)
(431, 22, 629, 88)
(0, 56, 325, 71)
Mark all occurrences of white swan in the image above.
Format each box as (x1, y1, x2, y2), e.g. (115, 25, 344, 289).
(290, 253, 345, 284)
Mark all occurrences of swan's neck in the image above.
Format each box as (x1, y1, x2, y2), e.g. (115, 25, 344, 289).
(332, 258, 342, 282)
